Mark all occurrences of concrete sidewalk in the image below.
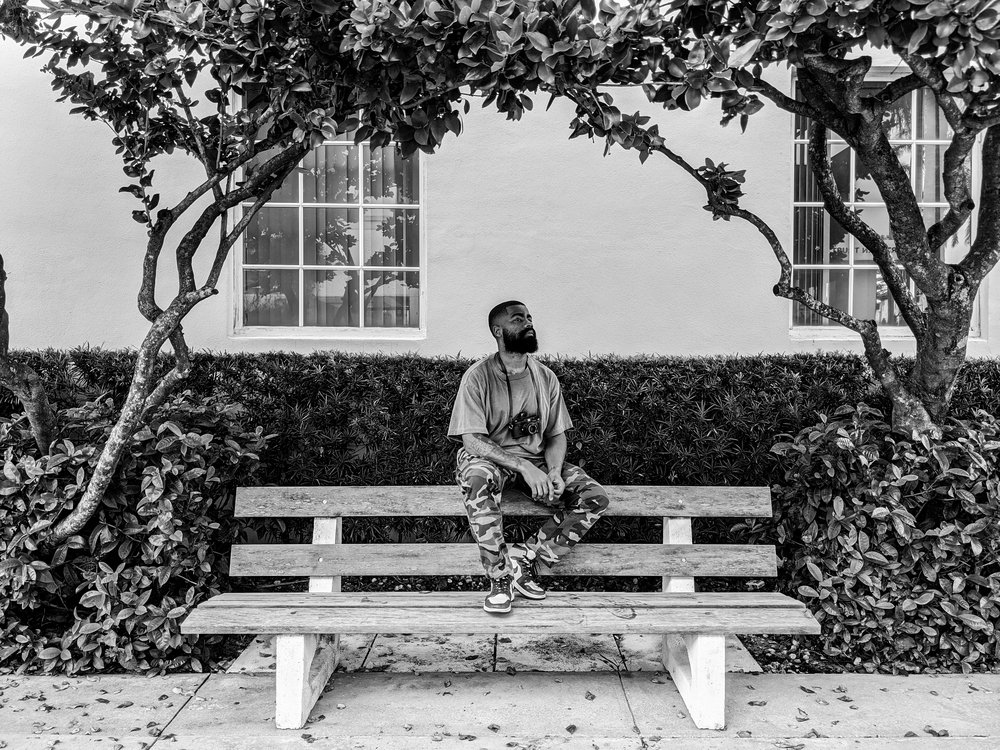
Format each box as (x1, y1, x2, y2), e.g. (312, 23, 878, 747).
(3, 634, 999, 749)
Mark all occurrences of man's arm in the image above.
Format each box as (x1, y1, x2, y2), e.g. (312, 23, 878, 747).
(462, 433, 530, 471)
(544, 432, 567, 475)
(462, 433, 554, 500)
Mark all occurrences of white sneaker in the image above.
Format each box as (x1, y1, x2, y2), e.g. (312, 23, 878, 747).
(483, 575, 514, 614)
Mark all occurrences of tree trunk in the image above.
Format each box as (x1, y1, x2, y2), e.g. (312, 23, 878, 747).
(40, 292, 206, 546)
(905, 297, 973, 425)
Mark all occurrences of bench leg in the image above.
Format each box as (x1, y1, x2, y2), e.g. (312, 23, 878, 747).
(275, 634, 340, 729)
(661, 633, 726, 730)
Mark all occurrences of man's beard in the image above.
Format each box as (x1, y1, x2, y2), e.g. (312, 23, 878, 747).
(503, 328, 539, 353)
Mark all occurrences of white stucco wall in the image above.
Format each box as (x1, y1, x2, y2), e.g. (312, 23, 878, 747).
(2, 43, 996, 359)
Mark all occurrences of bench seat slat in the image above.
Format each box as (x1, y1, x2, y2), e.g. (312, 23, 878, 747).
(181, 600, 819, 636)
(235, 486, 772, 518)
(229, 543, 777, 578)
(198, 591, 807, 609)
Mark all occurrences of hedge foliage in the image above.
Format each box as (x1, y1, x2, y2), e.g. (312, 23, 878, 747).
(9, 348, 1000, 489)
(768, 405, 1000, 674)
(1, 349, 999, 674)
(1, 391, 266, 675)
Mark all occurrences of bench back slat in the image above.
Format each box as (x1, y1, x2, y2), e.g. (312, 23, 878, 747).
(229, 543, 777, 578)
(235, 485, 772, 518)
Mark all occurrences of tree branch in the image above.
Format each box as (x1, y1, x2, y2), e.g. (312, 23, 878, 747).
(807, 122, 927, 339)
(205, 143, 308, 289)
(928, 129, 977, 252)
(871, 73, 923, 109)
(959, 125, 1000, 283)
(746, 76, 821, 121)
(41, 287, 214, 546)
(140, 326, 191, 422)
(897, 51, 965, 132)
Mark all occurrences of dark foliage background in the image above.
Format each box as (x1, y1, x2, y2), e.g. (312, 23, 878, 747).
(11, 348, 1000, 485)
(2, 349, 998, 674)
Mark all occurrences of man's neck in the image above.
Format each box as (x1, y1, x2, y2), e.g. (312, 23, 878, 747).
(497, 350, 528, 374)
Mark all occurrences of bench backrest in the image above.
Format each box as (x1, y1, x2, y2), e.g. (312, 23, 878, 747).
(230, 486, 776, 592)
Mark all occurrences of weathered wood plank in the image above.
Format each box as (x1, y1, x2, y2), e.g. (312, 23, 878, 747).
(180, 604, 820, 635)
(663, 517, 694, 594)
(198, 591, 806, 609)
(229, 543, 777, 578)
(235, 485, 772, 518)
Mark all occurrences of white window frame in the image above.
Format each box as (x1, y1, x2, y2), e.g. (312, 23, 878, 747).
(230, 133, 427, 340)
(788, 69, 987, 342)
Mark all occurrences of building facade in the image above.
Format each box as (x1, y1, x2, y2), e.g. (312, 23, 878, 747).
(2, 43, 996, 360)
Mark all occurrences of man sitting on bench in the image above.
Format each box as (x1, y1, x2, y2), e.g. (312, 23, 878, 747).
(448, 300, 611, 614)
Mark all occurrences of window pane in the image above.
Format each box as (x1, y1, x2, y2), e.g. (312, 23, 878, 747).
(793, 269, 849, 326)
(304, 208, 359, 266)
(793, 207, 849, 265)
(364, 271, 419, 328)
(854, 269, 905, 326)
(364, 209, 419, 266)
(916, 89, 953, 140)
(855, 145, 911, 203)
(244, 207, 299, 265)
(794, 144, 851, 203)
(364, 146, 419, 204)
(303, 146, 359, 203)
(243, 270, 298, 326)
(304, 269, 359, 327)
(247, 146, 298, 202)
(828, 143, 851, 200)
(914, 145, 945, 203)
(852, 206, 894, 264)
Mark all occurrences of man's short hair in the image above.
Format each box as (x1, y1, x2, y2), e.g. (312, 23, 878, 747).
(488, 300, 525, 333)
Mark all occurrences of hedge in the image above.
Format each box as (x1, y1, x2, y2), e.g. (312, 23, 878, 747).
(2, 349, 998, 674)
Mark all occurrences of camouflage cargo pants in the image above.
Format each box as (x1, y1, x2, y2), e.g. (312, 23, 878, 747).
(455, 446, 611, 580)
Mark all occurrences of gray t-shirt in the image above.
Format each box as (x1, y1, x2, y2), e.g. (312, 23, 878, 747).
(448, 354, 573, 459)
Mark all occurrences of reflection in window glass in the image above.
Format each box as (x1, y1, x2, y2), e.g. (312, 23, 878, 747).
(304, 208, 359, 266)
(244, 208, 299, 265)
(364, 209, 419, 267)
(364, 271, 420, 328)
(364, 146, 418, 204)
(793, 207, 848, 265)
(303, 146, 359, 203)
(793, 269, 849, 326)
(305, 270, 359, 326)
(241, 138, 420, 330)
(243, 269, 299, 326)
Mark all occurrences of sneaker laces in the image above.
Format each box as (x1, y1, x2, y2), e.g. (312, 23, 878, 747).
(490, 575, 513, 594)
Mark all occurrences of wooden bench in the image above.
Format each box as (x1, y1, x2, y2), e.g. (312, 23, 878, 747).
(181, 485, 820, 730)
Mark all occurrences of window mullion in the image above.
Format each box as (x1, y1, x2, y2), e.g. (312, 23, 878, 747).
(299, 167, 305, 328)
(359, 143, 366, 329)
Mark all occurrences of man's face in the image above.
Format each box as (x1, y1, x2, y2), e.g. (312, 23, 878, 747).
(500, 306, 538, 353)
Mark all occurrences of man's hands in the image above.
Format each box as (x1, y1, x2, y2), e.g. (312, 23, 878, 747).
(549, 468, 566, 500)
(519, 462, 565, 503)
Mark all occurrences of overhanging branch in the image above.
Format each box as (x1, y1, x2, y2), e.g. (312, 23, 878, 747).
(960, 125, 1000, 283)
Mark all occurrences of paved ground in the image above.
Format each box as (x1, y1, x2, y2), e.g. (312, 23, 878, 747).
(3, 634, 999, 749)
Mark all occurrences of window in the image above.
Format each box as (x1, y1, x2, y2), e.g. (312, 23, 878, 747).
(792, 80, 980, 335)
(237, 132, 422, 335)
